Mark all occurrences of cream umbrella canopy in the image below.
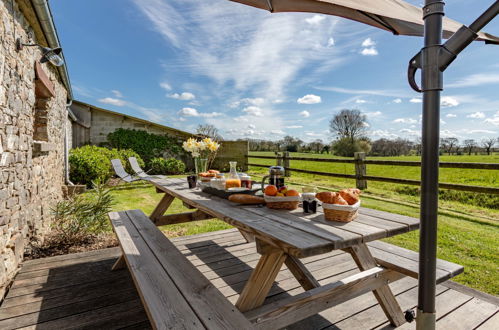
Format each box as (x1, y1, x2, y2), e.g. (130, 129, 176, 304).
(229, 0, 499, 42)
(227, 1, 498, 329)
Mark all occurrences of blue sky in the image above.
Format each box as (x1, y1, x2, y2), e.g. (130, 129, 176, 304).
(51, 0, 499, 142)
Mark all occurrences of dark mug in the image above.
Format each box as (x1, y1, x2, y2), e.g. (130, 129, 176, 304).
(187, 175, 197, 189)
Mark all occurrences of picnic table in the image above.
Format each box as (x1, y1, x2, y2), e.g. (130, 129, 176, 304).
(110, 177, 463, 329)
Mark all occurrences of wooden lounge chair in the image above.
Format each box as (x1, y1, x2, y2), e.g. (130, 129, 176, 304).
(111, 159, 139, 183)
(128, 157, 166, 180)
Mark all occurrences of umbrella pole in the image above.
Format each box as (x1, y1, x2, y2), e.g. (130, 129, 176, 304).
(417, 1, 444, 329)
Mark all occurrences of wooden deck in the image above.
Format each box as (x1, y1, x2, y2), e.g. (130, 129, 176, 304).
(0, 229, 497, 329)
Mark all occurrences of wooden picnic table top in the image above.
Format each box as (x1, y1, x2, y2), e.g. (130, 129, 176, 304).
(151, 178, 419, 258)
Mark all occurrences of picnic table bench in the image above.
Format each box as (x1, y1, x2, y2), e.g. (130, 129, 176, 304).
(109, 177, 463, 329)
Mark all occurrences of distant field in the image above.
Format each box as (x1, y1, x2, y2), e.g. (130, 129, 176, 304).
(248, 152, 499, 214)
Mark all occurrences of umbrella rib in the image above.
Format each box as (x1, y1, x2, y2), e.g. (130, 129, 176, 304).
(358, 11, 399, 35)
(266, 0, 273, 12)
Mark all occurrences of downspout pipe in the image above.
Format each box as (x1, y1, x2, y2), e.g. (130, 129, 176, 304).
(30, 0, 75, 185)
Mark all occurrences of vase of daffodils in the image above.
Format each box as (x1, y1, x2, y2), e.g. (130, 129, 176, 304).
(182, 137, 221, 174)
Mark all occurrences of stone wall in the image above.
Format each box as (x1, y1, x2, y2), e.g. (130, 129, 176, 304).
(212, 140, 249, 171)
(0, 0, 69, 298)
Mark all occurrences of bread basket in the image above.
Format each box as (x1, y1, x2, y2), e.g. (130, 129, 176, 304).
(322, 201, 360, 222)
(264, 195, 301, 210)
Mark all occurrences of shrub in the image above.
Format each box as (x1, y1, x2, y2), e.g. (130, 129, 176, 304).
(107, 128, 183, 164)
(51, 183, 115, 243)
(69, 145, 144, 186)
(332, 138, 371, 157)
(69, 145, 111, 186)
(149, 157, 186, 175)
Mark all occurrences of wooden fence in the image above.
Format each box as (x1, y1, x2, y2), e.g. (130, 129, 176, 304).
(247, 152, 499, 194)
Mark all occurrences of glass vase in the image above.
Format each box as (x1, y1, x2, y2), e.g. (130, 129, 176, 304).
(194, 157, 207, 175)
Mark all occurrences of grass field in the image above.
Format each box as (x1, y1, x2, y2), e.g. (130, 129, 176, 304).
(108, 179, 498, 296)
(248, 152, 499, 215)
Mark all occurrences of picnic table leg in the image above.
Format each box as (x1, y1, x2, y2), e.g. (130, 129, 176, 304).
(235, 242, 286, 312)
(150, 194, 175, 224)
(285, 256, 320, 291)
(111, 255, 126, 271)
(238, 229, 255, 243)
(347, 243, 406, 327)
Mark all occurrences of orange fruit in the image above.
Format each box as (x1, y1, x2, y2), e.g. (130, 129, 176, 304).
(264, 185, 278, 196)
(285, 189, 299, 197)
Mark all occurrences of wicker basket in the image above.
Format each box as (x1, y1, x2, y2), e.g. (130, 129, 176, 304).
(322, 201, 360, 222)
(264, 195, 301, 210)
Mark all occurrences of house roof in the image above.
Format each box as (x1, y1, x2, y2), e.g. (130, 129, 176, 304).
(72, 100, 195, 137)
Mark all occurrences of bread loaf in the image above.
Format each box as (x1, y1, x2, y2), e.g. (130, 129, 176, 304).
(228, 194, 265, 205)
(316, 192, 337, 204)
(339, 189, 360, 205)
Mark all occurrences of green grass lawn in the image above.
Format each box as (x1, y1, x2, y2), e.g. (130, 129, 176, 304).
(108, 179, 498, 296)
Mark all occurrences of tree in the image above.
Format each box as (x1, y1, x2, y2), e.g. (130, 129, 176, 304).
(370, 138, 413, 156)
(463, 139, 477, 155)
(481, 138, 496, 155)
(196, 124, 223, 141)
(280, 136, 303, 152)
(440, 137, 459, 155)
(308, 139, 324, 153)
(329, 109, 368, 142)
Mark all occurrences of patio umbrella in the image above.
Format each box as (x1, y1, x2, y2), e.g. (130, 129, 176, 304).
(229, 0, 499, 42)
(228, 1, 499, 329)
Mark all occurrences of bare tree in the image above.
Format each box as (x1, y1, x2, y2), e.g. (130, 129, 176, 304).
(463, 139, 477, 155)
(308, 139, 324, 153)
(481, 138, 496, 155)
(196, 124, 223, 141)
(440, 137, 459, 155)
(329, 109, 368, 142)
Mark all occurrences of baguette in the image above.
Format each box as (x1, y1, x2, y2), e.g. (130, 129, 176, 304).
(228, 194, 265, 205)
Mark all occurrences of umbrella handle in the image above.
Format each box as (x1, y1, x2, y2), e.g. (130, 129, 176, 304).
(407, 52, 422, 92)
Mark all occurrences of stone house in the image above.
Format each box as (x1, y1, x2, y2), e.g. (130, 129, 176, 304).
(70, 100, 194, 148)
(0, 0, 73, 297)
(70, 100, 249, 171)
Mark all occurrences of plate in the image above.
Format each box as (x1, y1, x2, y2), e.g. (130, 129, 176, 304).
(227, 187, 250, 192)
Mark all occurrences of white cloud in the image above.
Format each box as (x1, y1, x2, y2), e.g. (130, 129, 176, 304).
(456, 129, 497, 134)
(365, 111, 382, 117)
(327, 37, 335, 47)
(98, 97, 127, 107)
(361, 38, 375, 47)
(410, 98, 422, 103)
(441, 96, 459, 107)
(371, 130, 399, 139)
(440, 119, 446, 125)
(111, 90, 123, 98)
(168, 92, 196, 100)
(484, 111, 499, 126)
(399, 128, 421, 136)
(248, 124, 256, 129)
(467, 112, 485, 119)
(446, 113, 457, 118)
(355, 99, 367, 104)
(440, 130, 459, 138)
(305, 132, 323, 137)
(243, 106, 264, 117)
(299, 110, 310, 118)
(271, 129, 285, 135)
(297, 94, 321, 104)
(448, 73, 499, 88)
(285, 125, 303, 129)
(316, 86, 410, 98)
(178, 107, 221, 117)
(305, 15, 325, 25)
(393, 118, 418, 124)
(160, 82, 172, 91)
(360, 47, 378, 56)
(393, 98, 402, 104)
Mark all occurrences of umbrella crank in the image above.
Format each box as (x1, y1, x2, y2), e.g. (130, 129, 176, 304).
(407, 2, 498, 330)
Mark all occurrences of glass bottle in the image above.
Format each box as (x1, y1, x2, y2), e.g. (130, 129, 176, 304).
(225, 161, 241, 188)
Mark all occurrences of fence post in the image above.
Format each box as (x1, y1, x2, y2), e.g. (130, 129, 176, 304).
(354, 152, 367, 190)
(275, 152, 283, 166)
(283, 151, 290, 177)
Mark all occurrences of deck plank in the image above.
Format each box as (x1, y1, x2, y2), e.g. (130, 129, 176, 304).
(0, 229, 495, 330)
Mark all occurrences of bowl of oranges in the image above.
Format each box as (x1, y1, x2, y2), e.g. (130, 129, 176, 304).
(263, 185, 301, 210)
